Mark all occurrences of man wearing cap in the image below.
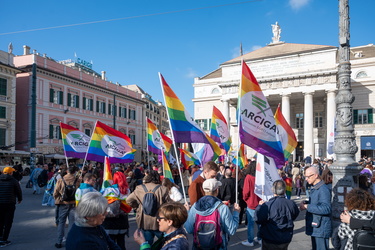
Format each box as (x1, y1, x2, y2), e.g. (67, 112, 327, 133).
(185, 178, 240, 249)
(0, 167, 22, 247)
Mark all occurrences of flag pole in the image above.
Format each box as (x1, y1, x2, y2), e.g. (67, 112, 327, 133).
(234, 61, 245, 205)
(159, 73, 187, 204)
(60, 122, 70, 167)
(146, 117, 150, 169)
(81, 120, 98, 176)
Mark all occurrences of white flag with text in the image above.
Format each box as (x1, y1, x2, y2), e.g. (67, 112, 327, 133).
(255, 153, 281, 201)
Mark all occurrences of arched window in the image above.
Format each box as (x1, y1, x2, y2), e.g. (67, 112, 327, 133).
(211, 88, 220, 94)
(356, 71, 368, 79)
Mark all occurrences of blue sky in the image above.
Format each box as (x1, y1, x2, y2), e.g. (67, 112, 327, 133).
(1, 0, 374, 115)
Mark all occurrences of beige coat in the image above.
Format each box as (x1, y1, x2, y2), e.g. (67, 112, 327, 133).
(53, 173, 80, 205)
(126, 182, 170, 230)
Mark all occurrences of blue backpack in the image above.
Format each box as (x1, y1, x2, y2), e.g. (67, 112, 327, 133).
(45, 176, 56, 195)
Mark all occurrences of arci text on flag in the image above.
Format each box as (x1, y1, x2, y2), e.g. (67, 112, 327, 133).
(87, 121, 135, 163)
(238, 61, 284, 167)
(254, 153, 281, 201)
(60, 122, 90, 159)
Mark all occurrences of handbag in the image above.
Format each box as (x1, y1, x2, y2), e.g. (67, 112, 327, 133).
(26, 179, 33, 188)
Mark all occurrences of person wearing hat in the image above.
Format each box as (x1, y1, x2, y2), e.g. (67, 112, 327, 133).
(184, 178, 240, 249)
(0, 167, 22, 247)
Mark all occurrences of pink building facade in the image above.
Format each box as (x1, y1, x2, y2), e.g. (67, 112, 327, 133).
(14, 46, 147, 163)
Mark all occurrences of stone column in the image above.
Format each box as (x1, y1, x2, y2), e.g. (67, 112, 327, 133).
(330, 0, 361, 220)
(281, 94, 291, 124)
(222, 98, 230, 128)
(304, 92, 314, 159)
(326, 90, 336, 159)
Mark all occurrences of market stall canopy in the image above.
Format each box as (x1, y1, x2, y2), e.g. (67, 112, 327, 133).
(44, 154, 72, 159)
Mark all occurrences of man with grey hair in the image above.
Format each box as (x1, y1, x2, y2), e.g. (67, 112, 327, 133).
(299, 166, 332, 250)
(254, 180, 299, 249)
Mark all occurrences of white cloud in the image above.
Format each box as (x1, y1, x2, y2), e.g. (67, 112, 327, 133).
(251, 45, 262, 51)
(185, 67, 198, 78)
(289, 0, 311, 10)
(231, 46, 241, 58)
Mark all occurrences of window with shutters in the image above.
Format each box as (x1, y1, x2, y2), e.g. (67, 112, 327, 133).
(0, 128, 5, 146)
(0, 106, 6, 119)
(354, 109, 373, 124)
(49, 124, 62, 139)
(129, 109, 136, 120)
(0, 78, 7, 96)
(119, 107, 127, 118)
(83, 97, 94, 111)
(129, 133, 136, 145)
(96, 100, 106, 114)
(50, 88, 63, 104)
(108, 103, 116, 116)
(108, 103, 112, 115)
(68, 93, 79, 108)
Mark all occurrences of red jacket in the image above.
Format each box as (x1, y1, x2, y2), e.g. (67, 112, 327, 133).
(242, 174, 260, 210)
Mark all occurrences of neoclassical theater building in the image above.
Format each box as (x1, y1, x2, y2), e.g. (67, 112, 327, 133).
(193, 34, 375, 162)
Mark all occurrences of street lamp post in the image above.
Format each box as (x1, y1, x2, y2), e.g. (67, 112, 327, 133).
(330, 0, 362, 220)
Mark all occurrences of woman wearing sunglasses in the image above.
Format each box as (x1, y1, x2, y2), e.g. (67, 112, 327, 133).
(133, 202, 189, 250)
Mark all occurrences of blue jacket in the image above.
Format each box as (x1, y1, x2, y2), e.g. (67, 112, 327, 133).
(142, 227, 189, 250)
(255, 195, 299, 244)
(66, 224, 121, 250)
(184, 195, 239, 250)
(305, 180, 332, 238)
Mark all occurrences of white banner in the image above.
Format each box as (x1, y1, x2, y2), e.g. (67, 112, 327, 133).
(255, 153, 281, 201)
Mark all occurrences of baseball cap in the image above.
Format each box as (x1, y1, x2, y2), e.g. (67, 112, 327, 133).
(203, 178, 222, 193)
(3, 167, 16, 174)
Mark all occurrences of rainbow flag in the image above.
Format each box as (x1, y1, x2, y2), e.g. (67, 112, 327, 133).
(230, 144, 248, 169)
(162, 151, 174, 183)
(283, 176, 293, 200)
(180, 148, 200, 169)
(210, 106, 231, 153)
(60, 122, 90, 159)
(86, 121, 136, 163)
(147, 118, 173, 155)
(101, 156, 113, 191)
(160, 73, 221, 161)
(238, 61, 284, 168)
(101, 156, 132, 213)
(274, 104, 297, 162)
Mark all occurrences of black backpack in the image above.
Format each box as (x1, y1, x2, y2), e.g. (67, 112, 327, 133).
(353, 228, 375, 250)
(140, 184, 160, 216)
(61, 178, 78, 202)
(37, 172, 47, 187)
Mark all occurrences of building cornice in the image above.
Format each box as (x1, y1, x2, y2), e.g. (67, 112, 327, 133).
(20, 65, 147, 105)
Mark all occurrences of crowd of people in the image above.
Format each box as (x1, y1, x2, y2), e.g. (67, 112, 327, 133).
(0, 155, 374, 249)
